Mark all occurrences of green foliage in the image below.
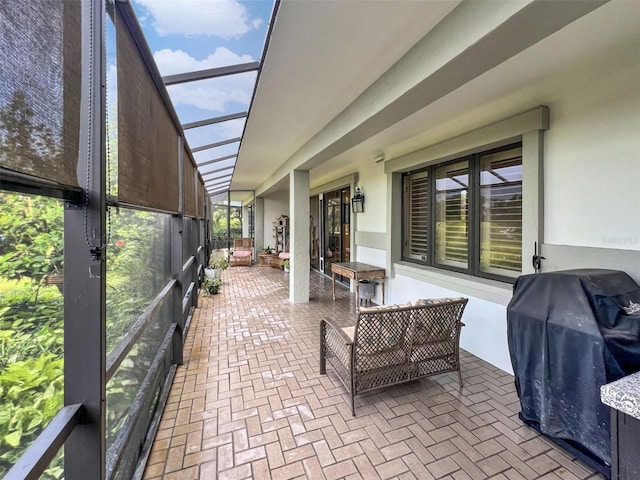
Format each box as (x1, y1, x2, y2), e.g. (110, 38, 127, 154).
(0, 193, 174, 475)
(106, 209, 168, 351)
(0, 279, 63, 371)
(202, 276, 221, 295)
(0, 193, 64, 282)
(210, 256, 229, 270)
(0, 354, 63, 449)
(104, 209, 172, 446)
(0, 192, 64, 477)
(0, 353, 64, 479)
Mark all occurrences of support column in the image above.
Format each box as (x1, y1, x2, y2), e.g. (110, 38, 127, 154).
(290, 170, 310, 303)
(64, 0, 105, 477)
(254, 197, 265, 254)
(242, 204, 250, 238)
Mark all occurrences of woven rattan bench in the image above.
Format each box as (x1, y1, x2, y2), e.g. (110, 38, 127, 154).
(320, 298, 468, 415)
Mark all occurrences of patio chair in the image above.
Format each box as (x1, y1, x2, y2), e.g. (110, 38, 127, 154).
(320, 298, 467, 415)
(230, 238, 252, 266)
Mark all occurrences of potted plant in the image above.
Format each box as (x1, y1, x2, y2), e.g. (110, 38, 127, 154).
(262, 245, 272, 254)
(209, 256, 230, 278)
(202, 275, 221, 295)
(282, 259, 290, 272)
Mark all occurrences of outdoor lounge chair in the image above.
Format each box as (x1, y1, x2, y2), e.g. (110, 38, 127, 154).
(320, 298, 468, 415)
(230, 238, 252, 266)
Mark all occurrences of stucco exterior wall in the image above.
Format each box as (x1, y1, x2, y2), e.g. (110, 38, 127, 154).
(348, 37, 640, 373)
(262, 190, 289, 251)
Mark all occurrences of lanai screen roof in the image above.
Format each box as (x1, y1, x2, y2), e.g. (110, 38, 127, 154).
(131, 0, 277, 198)
(130, 0, 640, 201)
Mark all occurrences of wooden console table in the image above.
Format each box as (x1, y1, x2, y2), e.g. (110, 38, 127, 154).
(331, 262, 385, 306)
(258, 253, 280, 267)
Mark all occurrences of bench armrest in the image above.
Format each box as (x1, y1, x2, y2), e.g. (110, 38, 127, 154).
(321, 317, 354, 345)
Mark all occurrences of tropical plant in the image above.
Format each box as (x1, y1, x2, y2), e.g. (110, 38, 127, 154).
(0, 199, 64, 478)
(281, 259, 290, 270)
(201, 276, 221, 295)
(210, 257, 229, 270)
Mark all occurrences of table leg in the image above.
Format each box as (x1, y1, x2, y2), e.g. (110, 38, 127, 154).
(381, 278, 385, 305)
(355, 276, 359, 308)
(332, 271, 336, 301)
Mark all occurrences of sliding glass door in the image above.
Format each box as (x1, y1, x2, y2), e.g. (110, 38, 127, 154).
(321, 187, 350, 278)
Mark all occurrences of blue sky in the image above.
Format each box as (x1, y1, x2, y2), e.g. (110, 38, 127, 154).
(130, 0, 275, 163)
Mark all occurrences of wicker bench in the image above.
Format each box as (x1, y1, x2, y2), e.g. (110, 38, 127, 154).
(320, 298, 468, 415)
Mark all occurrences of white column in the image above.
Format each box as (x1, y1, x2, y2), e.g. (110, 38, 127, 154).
(290, 170, 310, 303)
(242, 205, 250, 238)
(254, 197, 265, 255)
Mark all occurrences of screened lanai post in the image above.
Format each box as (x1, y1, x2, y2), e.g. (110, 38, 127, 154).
(171, 137, 185, 364)
(227, 191, 232, 251)
(64, 0, 106, 477)
(290, 170, 310, 303)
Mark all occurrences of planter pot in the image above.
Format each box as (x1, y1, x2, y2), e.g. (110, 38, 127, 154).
(358, 280, 376, 306)
(284, 266, 290, 273)
(204, 268, 216, 278)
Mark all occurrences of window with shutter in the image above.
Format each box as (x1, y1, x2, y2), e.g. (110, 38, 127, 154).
(402, 143, 522, 282)
(435, 161, 469, 269)
(403, 171, 429, 260)
(479, 147, 522, 277)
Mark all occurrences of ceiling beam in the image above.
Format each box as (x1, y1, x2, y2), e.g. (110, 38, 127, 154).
(208, 187, 230, 196)
(183, 112, 247, 130)
(192, 137, 241, 153)
(163, 61, 259, 86)
(197, 154, 237, 168)
(205, 175, 232, 185)
(205, 177, 232, 188)
(201, 166, 235, 178)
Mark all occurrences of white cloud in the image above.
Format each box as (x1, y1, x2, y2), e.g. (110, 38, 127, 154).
(157, 48, 256, 113)
(185, 118, 246, 149)
(135, 0, 262, 39)
(218, 118, 246, 138)
(154, 47, 254, 76)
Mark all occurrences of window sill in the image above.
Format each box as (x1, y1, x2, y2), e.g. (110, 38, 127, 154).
(393, 261, 514, 306)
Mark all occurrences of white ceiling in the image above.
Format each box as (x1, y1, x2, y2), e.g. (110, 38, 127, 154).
(309, 0, 640, 186)
(233, 0, 460, 191)
(233, 0, 640, 194)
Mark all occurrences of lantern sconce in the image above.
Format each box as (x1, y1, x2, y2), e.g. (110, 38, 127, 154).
(351, 187, 365, 213)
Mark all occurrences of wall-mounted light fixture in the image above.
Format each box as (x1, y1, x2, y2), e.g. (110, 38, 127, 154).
(351, 187, 365, 213)
(374, 153, 385, 163)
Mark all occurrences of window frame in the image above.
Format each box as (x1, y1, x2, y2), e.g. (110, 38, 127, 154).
(402, 142, 523, 283)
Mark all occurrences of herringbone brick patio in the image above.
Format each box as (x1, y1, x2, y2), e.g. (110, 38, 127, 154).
(143, 267, 604, 480)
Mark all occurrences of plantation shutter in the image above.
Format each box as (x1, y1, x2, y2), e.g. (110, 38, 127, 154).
(403, 172, 430, 261)
(435, 161, 469, 269)
(0, 1, 81, 188)
(479, 147, 523, 277)
(116, 8, 180, 213)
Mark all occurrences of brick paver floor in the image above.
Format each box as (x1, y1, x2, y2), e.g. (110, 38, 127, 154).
(143, 266, 603, 480)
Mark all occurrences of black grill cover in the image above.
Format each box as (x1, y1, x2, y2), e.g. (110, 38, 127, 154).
(507, 269, 640, 467)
